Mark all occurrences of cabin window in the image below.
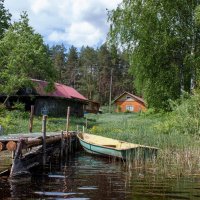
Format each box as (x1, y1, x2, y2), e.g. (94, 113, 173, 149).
(26, 87, 32, 94)
(126, 96, 131, 99)
(126, 105, 134, 111)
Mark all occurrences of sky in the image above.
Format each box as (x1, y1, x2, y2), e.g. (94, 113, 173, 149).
(4, 0, 122, 48)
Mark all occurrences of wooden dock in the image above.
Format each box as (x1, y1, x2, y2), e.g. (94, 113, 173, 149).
(0, 131, 78, 178)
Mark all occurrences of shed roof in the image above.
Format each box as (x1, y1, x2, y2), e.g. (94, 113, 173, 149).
(32, 79, 87, 101)
(113, 91, 145, 104)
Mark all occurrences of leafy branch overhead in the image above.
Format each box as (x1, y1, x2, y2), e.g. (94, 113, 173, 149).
(108, 0, 200, 110)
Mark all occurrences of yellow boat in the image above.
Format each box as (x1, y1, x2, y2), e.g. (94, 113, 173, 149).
(77, 133, 158, 160)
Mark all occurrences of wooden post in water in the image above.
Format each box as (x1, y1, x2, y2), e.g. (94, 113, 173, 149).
(66, 107, 72, 152)
(60, 130, 64, 159)
(10, 139, 24, 177)
(66, 107, 70, 132)
(29, 105, 34, 133)
(42, 115, 47, 166)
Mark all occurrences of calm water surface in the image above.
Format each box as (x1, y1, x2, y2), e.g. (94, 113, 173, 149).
(0, 151, 200, 200)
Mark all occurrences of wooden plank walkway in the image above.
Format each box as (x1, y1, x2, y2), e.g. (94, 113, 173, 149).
(0, 132, 62, 142)
(0, 131, 79, 177)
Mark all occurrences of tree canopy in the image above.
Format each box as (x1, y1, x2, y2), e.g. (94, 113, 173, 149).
(0, 12, 56, 101)
(0, 0, 11, 38)
(108, 0, 200, 110)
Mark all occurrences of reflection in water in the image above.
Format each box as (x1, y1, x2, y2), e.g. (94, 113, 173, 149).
(0, 151, 200, 200)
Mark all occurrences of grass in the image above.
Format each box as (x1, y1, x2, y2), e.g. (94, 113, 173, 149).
(0, 110, 94, 134)
(85, 112, 200, 176)
(1, 109, 200, 176)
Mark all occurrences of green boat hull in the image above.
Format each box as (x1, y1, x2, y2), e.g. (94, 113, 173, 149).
(79, 137, 158, 161)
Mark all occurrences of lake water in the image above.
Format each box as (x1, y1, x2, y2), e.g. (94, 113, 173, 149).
(0, 151, 200, 200)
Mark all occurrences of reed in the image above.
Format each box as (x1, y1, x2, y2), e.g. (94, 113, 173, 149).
(86, 112, 200, 176)
(1, 105, 200, 176)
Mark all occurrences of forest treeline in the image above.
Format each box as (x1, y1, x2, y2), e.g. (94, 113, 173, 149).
(0, 0, 133, 106)
(2, 0, 200, 110)
(48, 44, 133, 104)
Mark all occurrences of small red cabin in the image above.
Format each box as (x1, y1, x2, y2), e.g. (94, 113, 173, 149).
(113, 92, 146, 113)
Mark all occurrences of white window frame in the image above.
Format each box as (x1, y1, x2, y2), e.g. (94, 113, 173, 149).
(126, 105, 134, 111)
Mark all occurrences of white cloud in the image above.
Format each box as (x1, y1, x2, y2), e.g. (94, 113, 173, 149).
(68, 22, 103, 46)
(31, 0, 50, 14)
(4, 0, 122, 47)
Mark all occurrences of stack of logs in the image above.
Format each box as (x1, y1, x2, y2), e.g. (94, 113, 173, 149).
(0, 132, 76, 153)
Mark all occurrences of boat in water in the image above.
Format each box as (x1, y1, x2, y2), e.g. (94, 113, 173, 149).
(77, 133, 158, 161)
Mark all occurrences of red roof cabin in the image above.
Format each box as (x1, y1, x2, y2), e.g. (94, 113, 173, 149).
(113, 92, 146, 113)
(0, 79, 88, 117)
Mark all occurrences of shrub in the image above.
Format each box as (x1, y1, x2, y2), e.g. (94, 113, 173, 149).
(0, 104, 6, 117)
(155, 92, 200, 135)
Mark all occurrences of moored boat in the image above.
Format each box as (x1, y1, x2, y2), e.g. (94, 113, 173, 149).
(77, 132, 158, 161)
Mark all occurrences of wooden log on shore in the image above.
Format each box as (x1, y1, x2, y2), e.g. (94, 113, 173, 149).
(6, 141, 17, 151)
(0, 142, 6, 151)
(22, 133, 74, 149)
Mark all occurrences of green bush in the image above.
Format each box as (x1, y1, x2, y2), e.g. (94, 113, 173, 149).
(155, 92, 200, 135)
(13, 102, 25, 111)
(0, 104, 6, 117)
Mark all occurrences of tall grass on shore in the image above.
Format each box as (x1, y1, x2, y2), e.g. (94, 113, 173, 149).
(1, 94, 200, 176)
(86, 111, 200, 176)
(0, 109, 92, 135)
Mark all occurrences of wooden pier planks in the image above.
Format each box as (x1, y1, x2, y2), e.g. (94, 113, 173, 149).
(0, 131, 78, 177)
(0, 132, 74, 152)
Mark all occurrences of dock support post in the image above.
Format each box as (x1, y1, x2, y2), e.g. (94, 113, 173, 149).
(42, 115, 47, 166)
(66, 107, 71, 152)
(29, 105, 34, 133)
(66, 107, 70, 132)
(10, 139, 24, 177)
(60, 130, 64, 159)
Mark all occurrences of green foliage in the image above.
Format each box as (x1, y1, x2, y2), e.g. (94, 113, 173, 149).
(13, 102, 25, 111)
(64, 45, 79, 87)
(0, 0, 11, 38)
(0, 12, 56, 99)
(156, 92, 200, 135)
(49, 44, 66, 81)
(0, 104, 6, 116)
(108, 0, 200, 110)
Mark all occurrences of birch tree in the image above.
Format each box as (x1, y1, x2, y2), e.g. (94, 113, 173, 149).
(108, 0, 200, 110)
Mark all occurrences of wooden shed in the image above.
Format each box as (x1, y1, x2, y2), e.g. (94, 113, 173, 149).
(0, 79, 88, 117)
(84, 100, 100, 114)
(113, 92, 146, 113)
